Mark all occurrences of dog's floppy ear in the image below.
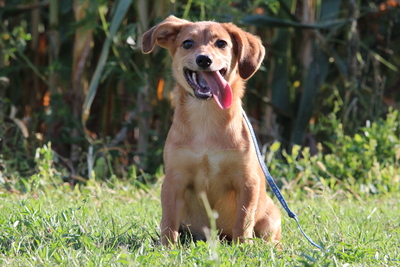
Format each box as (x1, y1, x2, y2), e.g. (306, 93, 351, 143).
(142, 15, 190, 54)
(224, 23, 265, 80)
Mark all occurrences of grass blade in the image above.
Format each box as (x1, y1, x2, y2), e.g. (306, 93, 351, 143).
(81, 0, 132, 140)
(292, 45, 329, 144)
(291, 0, 341, 145)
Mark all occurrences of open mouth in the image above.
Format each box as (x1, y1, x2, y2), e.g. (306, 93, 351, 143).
(184, 68, 232, 110)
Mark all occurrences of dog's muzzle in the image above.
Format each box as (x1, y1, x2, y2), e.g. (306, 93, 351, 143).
(183, 68, 232, 110)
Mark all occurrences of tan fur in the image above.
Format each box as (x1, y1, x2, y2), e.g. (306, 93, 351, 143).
(142, 16, 281, 246)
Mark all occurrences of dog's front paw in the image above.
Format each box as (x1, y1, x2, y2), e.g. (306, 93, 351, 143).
(232, 227, 254, 244)
(161, 228, 179, 247)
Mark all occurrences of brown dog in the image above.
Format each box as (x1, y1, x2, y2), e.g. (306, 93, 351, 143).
(142, 16, 281, 246)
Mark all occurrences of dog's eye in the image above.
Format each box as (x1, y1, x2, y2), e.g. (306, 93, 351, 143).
(182, 40, 194, 50)
(216, 40, 227, 49)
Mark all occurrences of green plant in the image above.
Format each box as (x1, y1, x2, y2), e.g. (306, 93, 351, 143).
(266, 107, 400, 197)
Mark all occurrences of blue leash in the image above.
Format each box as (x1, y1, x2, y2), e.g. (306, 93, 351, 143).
(242, 108, 324, 250)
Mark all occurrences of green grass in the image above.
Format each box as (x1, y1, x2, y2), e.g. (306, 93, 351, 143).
(0, 180, 399, 266)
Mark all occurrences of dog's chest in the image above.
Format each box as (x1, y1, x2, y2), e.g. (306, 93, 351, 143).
(166, 146, 243, 189)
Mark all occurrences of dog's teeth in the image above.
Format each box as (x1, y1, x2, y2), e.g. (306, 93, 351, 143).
(192, 72, 197, 83)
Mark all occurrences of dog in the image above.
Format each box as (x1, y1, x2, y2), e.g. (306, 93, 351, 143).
(142, 16, 281, 246)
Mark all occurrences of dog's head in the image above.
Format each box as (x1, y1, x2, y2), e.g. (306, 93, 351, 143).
(142, 16, 265, 110)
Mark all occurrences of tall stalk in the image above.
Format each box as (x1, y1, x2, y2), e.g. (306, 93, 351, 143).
(136, 0, 152, 169)
(71, 0, 93, 166)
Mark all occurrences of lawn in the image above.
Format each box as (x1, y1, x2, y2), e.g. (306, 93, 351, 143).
(0, 180, 398, 266)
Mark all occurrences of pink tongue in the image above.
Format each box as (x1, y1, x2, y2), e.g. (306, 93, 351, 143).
(201, 71, 232, 110)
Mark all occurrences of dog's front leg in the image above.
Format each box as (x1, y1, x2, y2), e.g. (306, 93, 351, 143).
(232, 177, 260, 243)
(160, 175, 185, 246)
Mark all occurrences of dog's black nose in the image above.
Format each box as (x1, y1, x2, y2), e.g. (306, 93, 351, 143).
(196, 55, 212, 68)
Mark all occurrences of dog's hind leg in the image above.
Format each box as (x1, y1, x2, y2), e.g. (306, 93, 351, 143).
(254, 205, 282, 243)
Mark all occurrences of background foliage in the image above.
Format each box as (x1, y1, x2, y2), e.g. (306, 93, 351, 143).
(1, 0, 400, 188)
(1, 1, 399, 265)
